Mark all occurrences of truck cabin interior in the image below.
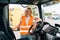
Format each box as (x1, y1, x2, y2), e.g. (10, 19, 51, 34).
(0, 0, 60, 40)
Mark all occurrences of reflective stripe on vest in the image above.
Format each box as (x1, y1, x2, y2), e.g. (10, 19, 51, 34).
(20, 16, 33, 35)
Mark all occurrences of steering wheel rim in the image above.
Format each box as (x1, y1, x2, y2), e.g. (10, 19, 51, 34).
(28, 22, 51, 35)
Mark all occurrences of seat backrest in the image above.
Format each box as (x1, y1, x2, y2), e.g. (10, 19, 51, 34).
(0, 17, 16, 40)
(0, 31, 9, 40)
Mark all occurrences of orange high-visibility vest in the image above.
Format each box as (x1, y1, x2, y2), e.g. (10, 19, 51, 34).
(20, 16, 34, 35)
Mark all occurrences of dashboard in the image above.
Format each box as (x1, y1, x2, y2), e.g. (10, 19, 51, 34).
(42, 24, 58, 35)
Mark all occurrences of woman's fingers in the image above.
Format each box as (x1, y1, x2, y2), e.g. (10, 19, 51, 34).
(32, 18, 42, 30)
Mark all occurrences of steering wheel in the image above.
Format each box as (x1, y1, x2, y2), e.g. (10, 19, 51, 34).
(28, 22, 52, 35)
(28, 21, 43, 35)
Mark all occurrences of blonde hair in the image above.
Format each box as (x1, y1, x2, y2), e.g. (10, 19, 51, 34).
(26, 7, 32, 16)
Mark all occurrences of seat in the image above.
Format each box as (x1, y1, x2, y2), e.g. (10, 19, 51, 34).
(0, 17, 16, 40)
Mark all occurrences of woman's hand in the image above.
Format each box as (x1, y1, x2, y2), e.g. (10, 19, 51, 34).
(32, 18, 42, 30)
(12, 25, 19, 30)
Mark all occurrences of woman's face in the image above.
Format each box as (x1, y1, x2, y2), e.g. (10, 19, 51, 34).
(25, 9, 32, 17)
